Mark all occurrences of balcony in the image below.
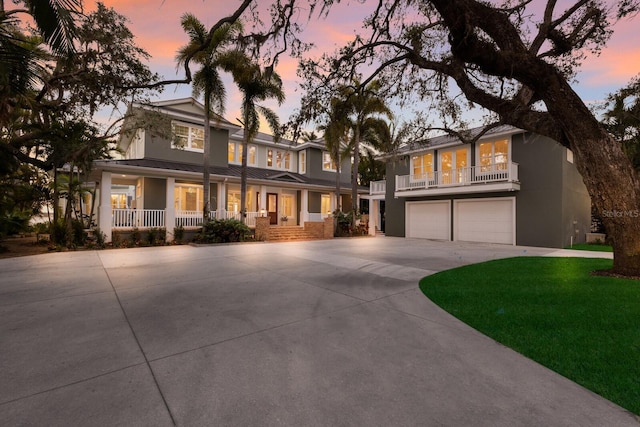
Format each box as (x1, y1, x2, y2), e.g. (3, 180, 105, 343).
(395, 162, 520, 197)
(369, 180, 386, 196)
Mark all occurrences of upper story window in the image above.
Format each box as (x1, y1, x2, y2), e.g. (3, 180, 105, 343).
(172, 122, 204, 152)
(478, 139, 509, 172)
(228, 142, 257, 166)
(267, 148, 291, 170)
(322, 151, 337, 172)
(411, 152, 434, 178)
(299, 150, 306, 174)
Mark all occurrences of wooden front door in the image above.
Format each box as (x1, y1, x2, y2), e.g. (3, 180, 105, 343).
(267, 193, 278, 225)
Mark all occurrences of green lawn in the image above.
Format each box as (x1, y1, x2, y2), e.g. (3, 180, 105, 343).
(420, 257, 640, 415)
(565, 243, 613, 252)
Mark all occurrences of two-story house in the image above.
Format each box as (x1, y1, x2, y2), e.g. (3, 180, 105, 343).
(88, 98, 358, 242)
(367, 124, 591, 248)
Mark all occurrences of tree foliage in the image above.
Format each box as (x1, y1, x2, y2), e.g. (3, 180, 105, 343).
(292, 0, 640, 276)
(603, 77, 640, 170)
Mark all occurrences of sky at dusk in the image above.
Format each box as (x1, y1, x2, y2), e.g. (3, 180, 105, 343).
(95, 0, 640, 132)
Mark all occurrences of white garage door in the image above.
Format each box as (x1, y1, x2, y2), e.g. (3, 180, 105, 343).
(406, 201, 451, 240)
(455, 198, 515, 245)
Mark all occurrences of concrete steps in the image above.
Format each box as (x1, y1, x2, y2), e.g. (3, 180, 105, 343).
(267, 226, 320, 241)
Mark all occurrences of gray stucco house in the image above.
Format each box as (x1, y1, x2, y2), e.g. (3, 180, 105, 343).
(366, 124, 591, 248)
(89, 98, 358, 242)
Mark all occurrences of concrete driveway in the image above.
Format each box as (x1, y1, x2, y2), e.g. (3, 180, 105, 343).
(0, 237, 635, 426)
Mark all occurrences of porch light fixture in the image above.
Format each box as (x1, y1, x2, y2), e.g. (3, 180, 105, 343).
(260, 209, 267, 217)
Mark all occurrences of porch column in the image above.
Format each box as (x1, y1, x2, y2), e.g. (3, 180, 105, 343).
(98, 171, 112, 243)
(301, 189, 309, 224)
(218, 180, 226, 219)
(260, 185, 267, 215)
(331, 193, 336, 213)
(369, 199, 378, 236)
(165, 177, 175, 242)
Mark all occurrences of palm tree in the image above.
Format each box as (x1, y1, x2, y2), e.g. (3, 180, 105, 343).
(176, 14, 241, 221)
(318, 97, 351, 216)
(0, 0, 80, 125)
(219, 50, 285, 224)
(337, 80, 393, 221)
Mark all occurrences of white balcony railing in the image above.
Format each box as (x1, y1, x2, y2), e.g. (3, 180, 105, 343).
(112, 209, 165, 229)
(396, 162, 519, 192)
(175, 210, 217, 227)
(370, 180, 386, 195)
(223, 211, 259, 227)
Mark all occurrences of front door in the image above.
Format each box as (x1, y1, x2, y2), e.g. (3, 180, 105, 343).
(267, 193, 278, 225)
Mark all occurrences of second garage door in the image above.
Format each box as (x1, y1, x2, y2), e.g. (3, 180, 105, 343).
(454, 198, 515, 245)
(406, 201, 451, 240)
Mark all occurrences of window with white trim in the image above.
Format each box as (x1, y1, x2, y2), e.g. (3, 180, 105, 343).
(321, 194, 332, 214)
(299, 150, 306, 174)
(171, 122, 204, 152)
(174, 184, 203, 212)
(228, 142, 256, 166)
(267, 148, 292, 170)
(411, 152, 434, 179)
(322, 151, 337, 171)
(478, 139, 509, 172)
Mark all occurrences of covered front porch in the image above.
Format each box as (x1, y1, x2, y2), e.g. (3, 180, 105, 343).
(95, 171, 342, 242)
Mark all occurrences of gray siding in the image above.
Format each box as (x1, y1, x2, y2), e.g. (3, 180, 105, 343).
(143, 125, 229, 168)
(143, 178, 166, 209)
(308, 191, 322, 213)
(384, 132, 591, 249)
(384, 159, 410, 237)
(512, 133, 566, 248)
(306, 147, 350, 184)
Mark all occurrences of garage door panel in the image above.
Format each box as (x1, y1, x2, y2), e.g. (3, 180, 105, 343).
(455, 199, 514, 245)
(406, 201, 450, 240)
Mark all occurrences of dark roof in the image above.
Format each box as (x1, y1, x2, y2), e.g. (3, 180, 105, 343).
(95, 158, 366, 191)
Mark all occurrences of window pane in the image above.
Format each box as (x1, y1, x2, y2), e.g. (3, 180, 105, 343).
(276, 151, 283, 169)
(321, 194, 331, 214)
(228, 142, 235, 163)
(248, 145, 256, 165)
(284, 152, 291, 170)
(424, 153, 434, 174)
(191, 128, 204, 150)
(412, 155, 422, 176)
(495, 140, 508, 166)
(238, 144, 244, 162)
(267, 149, 273, 167)
(299, 151, 306, 173)
(456, 148, 467, 169)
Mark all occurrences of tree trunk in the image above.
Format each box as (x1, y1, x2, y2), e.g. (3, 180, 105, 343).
(352, 123, 360, 227)
(334, 145, 342, 236)
(202, 100, 211, 223)
(239, 106, 249, 225)
(565, 129, 640, 276)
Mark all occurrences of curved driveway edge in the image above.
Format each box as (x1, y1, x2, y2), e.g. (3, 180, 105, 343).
(0, 237, 636, 426)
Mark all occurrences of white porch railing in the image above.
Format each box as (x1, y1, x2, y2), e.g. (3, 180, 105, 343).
(112, 209, 165, 229)
(396, 162, 519, 191)
(112, 209, 262, 229)
(370, 180, 386, 195)
(224, 211, 259, 227)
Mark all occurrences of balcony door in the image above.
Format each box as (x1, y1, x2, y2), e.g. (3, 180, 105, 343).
(440, 148, 469, 185)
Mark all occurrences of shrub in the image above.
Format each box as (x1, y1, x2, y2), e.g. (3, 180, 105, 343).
(195, 219, 252, 243)
(94, 227, 107, 249)
(130, 227, 141, 245)
(173, 224, 184, 243)
(147, 227, 158, 245)
(50, 219, 86, 248)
